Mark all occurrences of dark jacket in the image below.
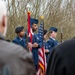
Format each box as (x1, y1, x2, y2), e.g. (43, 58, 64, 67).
(44, 41, 49, 62)
(0, 34, 36, 75)
(46, 38, 75, 75)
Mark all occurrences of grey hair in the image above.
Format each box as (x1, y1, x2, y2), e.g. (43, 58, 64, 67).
(0, 0, 6, 22)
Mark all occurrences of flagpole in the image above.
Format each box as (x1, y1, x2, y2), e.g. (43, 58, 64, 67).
(40, 16, 46, 75)
(60, 26, 63, 43)
(26, 4, 31, 52)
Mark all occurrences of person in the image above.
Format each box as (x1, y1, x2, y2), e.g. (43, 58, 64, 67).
(47, 27, 59, 56)
(46, 38, 75, 75)
(28, 18, 42, 71)
(0, 1, 36, 75)
(12, 26, 27, 49)
(43, 30, 49, 63)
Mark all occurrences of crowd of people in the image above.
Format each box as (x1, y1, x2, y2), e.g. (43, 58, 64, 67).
(0, 0, 75, 75)
(12, 20, 59, 70)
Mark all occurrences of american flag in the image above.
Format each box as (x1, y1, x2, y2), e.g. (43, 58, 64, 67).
(37, 22, 46, 75)
(27, 12, 33, 51)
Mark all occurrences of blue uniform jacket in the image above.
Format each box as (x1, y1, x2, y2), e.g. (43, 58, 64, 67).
(47, 38, 58, 57)
(44, 41, 49, 62)
(44, 41, 48, 50)
(31, 34, 42, 66)
(12, 36, 27, 49)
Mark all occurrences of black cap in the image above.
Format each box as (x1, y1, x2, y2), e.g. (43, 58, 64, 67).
(15, 26, 24, 33)
(44, 30, 47, 35)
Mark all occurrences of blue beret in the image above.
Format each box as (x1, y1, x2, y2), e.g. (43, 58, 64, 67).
(15, 26, 24, 33)
(30, 18, 38, 26)
(49, 27, 58, 32)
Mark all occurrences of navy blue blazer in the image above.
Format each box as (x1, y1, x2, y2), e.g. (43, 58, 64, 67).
(12, 36, 27, 49)
(47, 38, 58, 57)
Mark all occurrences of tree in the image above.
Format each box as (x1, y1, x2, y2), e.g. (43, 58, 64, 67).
(5, 0, 75, 42)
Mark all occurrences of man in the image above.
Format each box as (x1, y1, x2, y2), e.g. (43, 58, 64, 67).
(12, 26, 27, 49)
(43, 30, 49, 62)
(47, 27, 59, 55)
(0, 1, 36, 75)
(46, 38, 75, 75)
(28, 18, 42, 71)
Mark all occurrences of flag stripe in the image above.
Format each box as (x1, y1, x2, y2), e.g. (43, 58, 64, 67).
(39, 55, 44, 65)
(37, 22, 47, 75)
